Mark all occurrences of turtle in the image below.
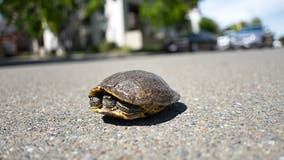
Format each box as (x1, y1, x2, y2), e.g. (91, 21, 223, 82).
(88, 70, 180, 120)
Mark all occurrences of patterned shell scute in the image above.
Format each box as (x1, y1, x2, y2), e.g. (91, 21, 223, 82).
(99, 70, 180, 106)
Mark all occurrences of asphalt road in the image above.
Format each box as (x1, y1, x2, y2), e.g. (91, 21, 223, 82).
(1, 48, 283, 160)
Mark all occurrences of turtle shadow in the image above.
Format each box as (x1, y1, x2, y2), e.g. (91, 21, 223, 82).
(102, 102, 187, 126)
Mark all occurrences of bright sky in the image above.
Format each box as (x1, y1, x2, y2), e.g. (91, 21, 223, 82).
(199, 0, 284, 38)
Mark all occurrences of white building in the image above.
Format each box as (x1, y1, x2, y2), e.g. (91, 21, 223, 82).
(102, 0, 200, 50)
(104, 0, 143, 49)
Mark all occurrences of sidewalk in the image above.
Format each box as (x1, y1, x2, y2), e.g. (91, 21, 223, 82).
(0, 52, 136, 67)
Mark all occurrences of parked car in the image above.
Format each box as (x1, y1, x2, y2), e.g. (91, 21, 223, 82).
(230, 25, 274, 48)
(273, 40, 282, 48)
(0, 24, 18, 57)
(217, 30, 235, 50)
(165, 31, 217, 52)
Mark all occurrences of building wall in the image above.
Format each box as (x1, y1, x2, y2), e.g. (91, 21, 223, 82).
(105, 0, 125, 47)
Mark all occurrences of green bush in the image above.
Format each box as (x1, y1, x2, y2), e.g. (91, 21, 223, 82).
(98, 41, 117, 53)
(112, 46, 132, 54)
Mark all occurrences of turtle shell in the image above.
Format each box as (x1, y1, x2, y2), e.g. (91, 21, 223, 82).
(94, 70, 180, 106)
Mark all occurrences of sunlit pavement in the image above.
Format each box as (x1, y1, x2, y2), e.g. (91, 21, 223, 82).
(1, 48, 283, 159)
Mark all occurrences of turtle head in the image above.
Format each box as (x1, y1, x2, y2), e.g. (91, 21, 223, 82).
(89, 90, 146, 120)
(89, 96, 102, 109)
(89, 94, 117, 110)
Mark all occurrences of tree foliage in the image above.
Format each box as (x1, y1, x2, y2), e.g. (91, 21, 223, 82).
(85, 0, 105, 17)
(251, 17, 262, 26)
(0, 0, 105, 39)
(224, 17, 263, 32)
(140, 0, 198, 30)
(0, 0, 75, 38)
(200, 17, 218, 34)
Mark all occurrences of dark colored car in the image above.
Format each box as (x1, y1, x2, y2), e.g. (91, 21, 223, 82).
(165, 31, 217, 52)
(230, 25, 274, 48)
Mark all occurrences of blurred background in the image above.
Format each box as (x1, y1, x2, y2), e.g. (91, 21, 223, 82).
(0, 0, 283, 58)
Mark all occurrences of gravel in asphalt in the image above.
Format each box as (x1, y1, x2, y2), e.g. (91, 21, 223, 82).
(0, 48, 283, 159)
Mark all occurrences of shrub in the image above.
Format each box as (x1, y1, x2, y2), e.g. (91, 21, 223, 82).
(98, 41, 117, 53)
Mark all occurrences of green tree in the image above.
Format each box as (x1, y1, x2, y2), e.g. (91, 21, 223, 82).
(140, 0, 198, 30)
(251, 17, 262, 26)
(85, 0, 105, 17)
(224, 17, 263, 32)
(0, 0, 75, 38)
(200, 17, 219, 34)
(0, 0, 105, 52)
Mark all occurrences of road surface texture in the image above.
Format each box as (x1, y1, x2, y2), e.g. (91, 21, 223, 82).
(1, 49, 283, 160)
